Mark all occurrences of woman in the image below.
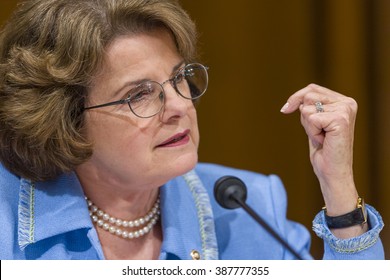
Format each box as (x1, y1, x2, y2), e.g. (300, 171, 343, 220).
(0, 0, 384, 260)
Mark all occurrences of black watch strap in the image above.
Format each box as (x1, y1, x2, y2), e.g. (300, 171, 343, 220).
(324, 198, 367, 229)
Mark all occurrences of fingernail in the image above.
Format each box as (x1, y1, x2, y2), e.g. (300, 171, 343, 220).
(280, 102, 289, 113)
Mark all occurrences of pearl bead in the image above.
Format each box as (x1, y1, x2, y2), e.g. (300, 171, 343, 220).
(115, 219, 123, 226)
(109, 226, 116, 233)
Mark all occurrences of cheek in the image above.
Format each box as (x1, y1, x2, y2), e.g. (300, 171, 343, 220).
(189, 107, 200, 144)
(84, 113, 145, 155)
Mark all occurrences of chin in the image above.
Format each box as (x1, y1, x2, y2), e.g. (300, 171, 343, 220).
(150, 156, 197, 188)
(169, 152, 198, 178)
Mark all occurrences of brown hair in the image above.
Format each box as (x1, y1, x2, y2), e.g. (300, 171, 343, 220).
(0, 0, 197, 182)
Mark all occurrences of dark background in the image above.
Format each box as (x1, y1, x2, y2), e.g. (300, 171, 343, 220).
(2, 0, 389, 259)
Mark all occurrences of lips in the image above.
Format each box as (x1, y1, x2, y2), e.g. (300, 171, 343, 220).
(157, 129, 190, 148)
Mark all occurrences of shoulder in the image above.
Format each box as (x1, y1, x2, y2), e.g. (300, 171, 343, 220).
(0, 164, 21, 259)
(0, 164, 20, 208)
(194, 162, 287, 206)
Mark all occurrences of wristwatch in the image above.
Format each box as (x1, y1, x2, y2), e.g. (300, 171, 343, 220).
(323, 197, 367, 229)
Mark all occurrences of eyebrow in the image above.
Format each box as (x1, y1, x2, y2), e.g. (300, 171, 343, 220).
(111, 60, 186, 100)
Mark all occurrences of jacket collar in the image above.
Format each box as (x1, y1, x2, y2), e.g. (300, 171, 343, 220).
(18, 173, 92, 250)
(159, 177, 203, 259)
(160, 170, 218, 260)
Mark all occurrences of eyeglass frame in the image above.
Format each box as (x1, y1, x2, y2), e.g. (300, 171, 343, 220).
(83, 62, 209, 118)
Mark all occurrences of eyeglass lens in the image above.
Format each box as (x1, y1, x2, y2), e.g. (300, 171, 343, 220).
(128, 63, 208, 118)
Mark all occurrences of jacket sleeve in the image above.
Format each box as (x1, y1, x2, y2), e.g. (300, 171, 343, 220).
(313, 205, 385, 259)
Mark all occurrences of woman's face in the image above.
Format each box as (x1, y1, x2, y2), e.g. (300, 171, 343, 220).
(80, 29, 199, 189)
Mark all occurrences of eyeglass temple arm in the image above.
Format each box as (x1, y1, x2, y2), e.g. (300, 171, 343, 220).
(84, 99, 128, 110)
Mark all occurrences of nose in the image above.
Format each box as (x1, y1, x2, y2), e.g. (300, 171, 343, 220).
(159, 82, 191, 122)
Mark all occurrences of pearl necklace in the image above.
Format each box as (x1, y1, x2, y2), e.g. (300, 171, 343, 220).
(85, 195, 160, 239)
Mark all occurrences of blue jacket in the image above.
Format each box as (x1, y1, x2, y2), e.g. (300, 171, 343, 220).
(0, 162, 384, 259)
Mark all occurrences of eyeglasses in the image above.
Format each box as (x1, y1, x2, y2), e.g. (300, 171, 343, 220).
(84, 63, 209, 118)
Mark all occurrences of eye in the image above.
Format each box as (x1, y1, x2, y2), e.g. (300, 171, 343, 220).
(128, 83, 154, 103)
(174, 72, 185, 84)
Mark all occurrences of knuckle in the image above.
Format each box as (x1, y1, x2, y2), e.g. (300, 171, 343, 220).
(307, 83, 319, 91)
(340, 97, 358, 116)
(347, 97, 358, 112)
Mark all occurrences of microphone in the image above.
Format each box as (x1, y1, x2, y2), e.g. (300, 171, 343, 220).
(214, 175, 304, 260)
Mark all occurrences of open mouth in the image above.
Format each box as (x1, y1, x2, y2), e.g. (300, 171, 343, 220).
(157, 130, 190, 148)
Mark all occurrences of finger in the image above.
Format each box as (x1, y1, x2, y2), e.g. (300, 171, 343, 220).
(300, 102, 356, 149)
(304, 102, 339, 115)
(299, 101, 348, 142)
(301, 115, 326, 146)
(280, 83, 343, 114)
(299, 104, 326, 145)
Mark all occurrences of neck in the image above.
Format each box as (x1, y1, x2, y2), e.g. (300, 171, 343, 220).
(76, 167, 161, 221)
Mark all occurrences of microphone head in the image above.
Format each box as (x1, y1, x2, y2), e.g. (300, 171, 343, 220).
(214, 176, 247, 209)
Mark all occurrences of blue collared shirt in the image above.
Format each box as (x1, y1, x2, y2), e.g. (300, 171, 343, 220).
(0, 163, 384, 259)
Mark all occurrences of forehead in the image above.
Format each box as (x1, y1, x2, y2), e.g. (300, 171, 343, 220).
(102, 29, 179, 73)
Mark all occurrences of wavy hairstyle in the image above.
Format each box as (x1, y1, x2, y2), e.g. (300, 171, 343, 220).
(0, 0, 197, 182)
